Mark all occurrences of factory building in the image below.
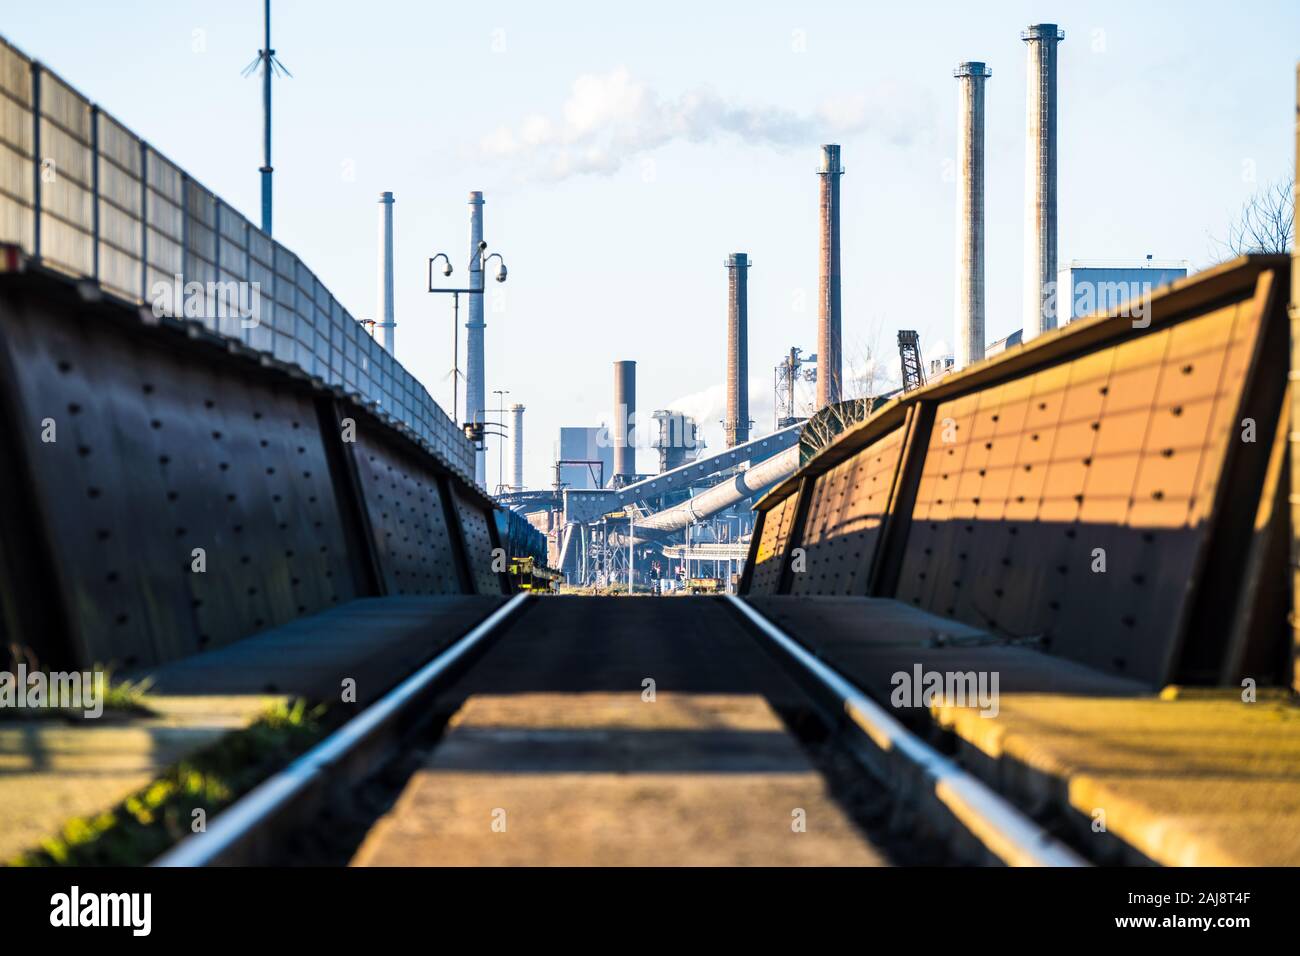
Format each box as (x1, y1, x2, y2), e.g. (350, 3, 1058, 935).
(558, 426, 614, 490)
(981, 260, 1187, 360)
(653, 409, 703, 473)
(1056, 259, 1189, 323)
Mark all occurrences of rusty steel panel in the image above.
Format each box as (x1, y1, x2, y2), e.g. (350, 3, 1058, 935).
(895, 296, 1266, 683)
(0, 290, 357, 668)
(748, 492, 800, 595)
(351, 432, 462, 595)
(790, 425, 906, 596)
(453, 487, 504, 595)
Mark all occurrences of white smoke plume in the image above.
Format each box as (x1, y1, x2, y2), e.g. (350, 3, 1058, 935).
(478, 68, 927, 181)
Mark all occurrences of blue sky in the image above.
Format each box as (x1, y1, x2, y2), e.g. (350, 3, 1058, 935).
(5, 1, 1297, 488)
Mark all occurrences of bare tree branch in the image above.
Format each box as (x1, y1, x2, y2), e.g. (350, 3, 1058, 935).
(800, 338, 896, 458)
(1214, 178, 1295, 258)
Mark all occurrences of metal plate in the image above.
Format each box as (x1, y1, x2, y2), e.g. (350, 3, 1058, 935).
(351, 428, 462, 595)
(96, 112, 143, 302)
(895, 297, 1263, 683)
(0, 287, 358, 668)
(36, 70, 94, 277)
(0, 37, 30, 106)
(144, 147, 183, 307)
(748, 493, 799, 595)
(790, 425, 906, 596)
(453, 487, 504, 595)
(0, 39, 33, 254)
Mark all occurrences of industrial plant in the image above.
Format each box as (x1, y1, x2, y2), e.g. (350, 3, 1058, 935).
(479, 21, 1195, 597)
(2, 0, 1295, 897)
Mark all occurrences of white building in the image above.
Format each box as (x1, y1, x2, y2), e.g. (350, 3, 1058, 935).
(1056, 258, 1189, 324)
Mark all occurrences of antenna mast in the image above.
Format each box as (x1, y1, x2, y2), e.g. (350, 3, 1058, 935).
(243, 0, 291, 235)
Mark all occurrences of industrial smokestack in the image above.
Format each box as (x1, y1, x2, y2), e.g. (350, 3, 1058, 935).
(817, 145, 843, 407)
(466, 191, 486, 486)
(953, 63, 991, 371)
(510, 403, 525, 492)
(1021, 24, 1065, 342)
(725, 253, 751, 447)
(376, 191, 396, 355)
(613, 360, 637, 482)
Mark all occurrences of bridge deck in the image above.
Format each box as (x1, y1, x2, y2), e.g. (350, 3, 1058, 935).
(352, 597, 887, 866)
(8, 593, 1299, 866)
(941, 690, 1300, 866)
(134, 595, 506, 703)
(748, 596, 1300, 865)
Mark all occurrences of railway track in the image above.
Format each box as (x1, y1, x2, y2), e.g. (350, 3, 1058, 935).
(155, 595, 1084, 867)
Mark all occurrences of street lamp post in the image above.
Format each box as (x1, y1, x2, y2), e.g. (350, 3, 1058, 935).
(493, 388, 510, 493)
(685, 520, 691, 584)
(427, 243, 508, 441)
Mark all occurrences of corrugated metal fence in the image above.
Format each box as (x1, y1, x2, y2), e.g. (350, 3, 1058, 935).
(0, 35, 472, 478)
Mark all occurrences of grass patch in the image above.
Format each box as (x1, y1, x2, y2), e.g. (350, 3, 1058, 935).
(6, 698, 328, 867)
(98, 673, 156, 716)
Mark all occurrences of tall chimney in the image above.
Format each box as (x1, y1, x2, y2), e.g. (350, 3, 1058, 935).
(953, 63, 991, 370)
(376, 191, 396, 354)
(1021, 24, 1065, 342)
(466, 191, 487, 486)
(613, 360, 637, 483)
(817, 145, 843, 407)
(510, 403, 525, 492)
(725, 253, 751, 446)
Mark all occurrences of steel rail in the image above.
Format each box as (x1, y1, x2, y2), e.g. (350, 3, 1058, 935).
(726, 595, 1087, 867)
(154, 593, 530, 867)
